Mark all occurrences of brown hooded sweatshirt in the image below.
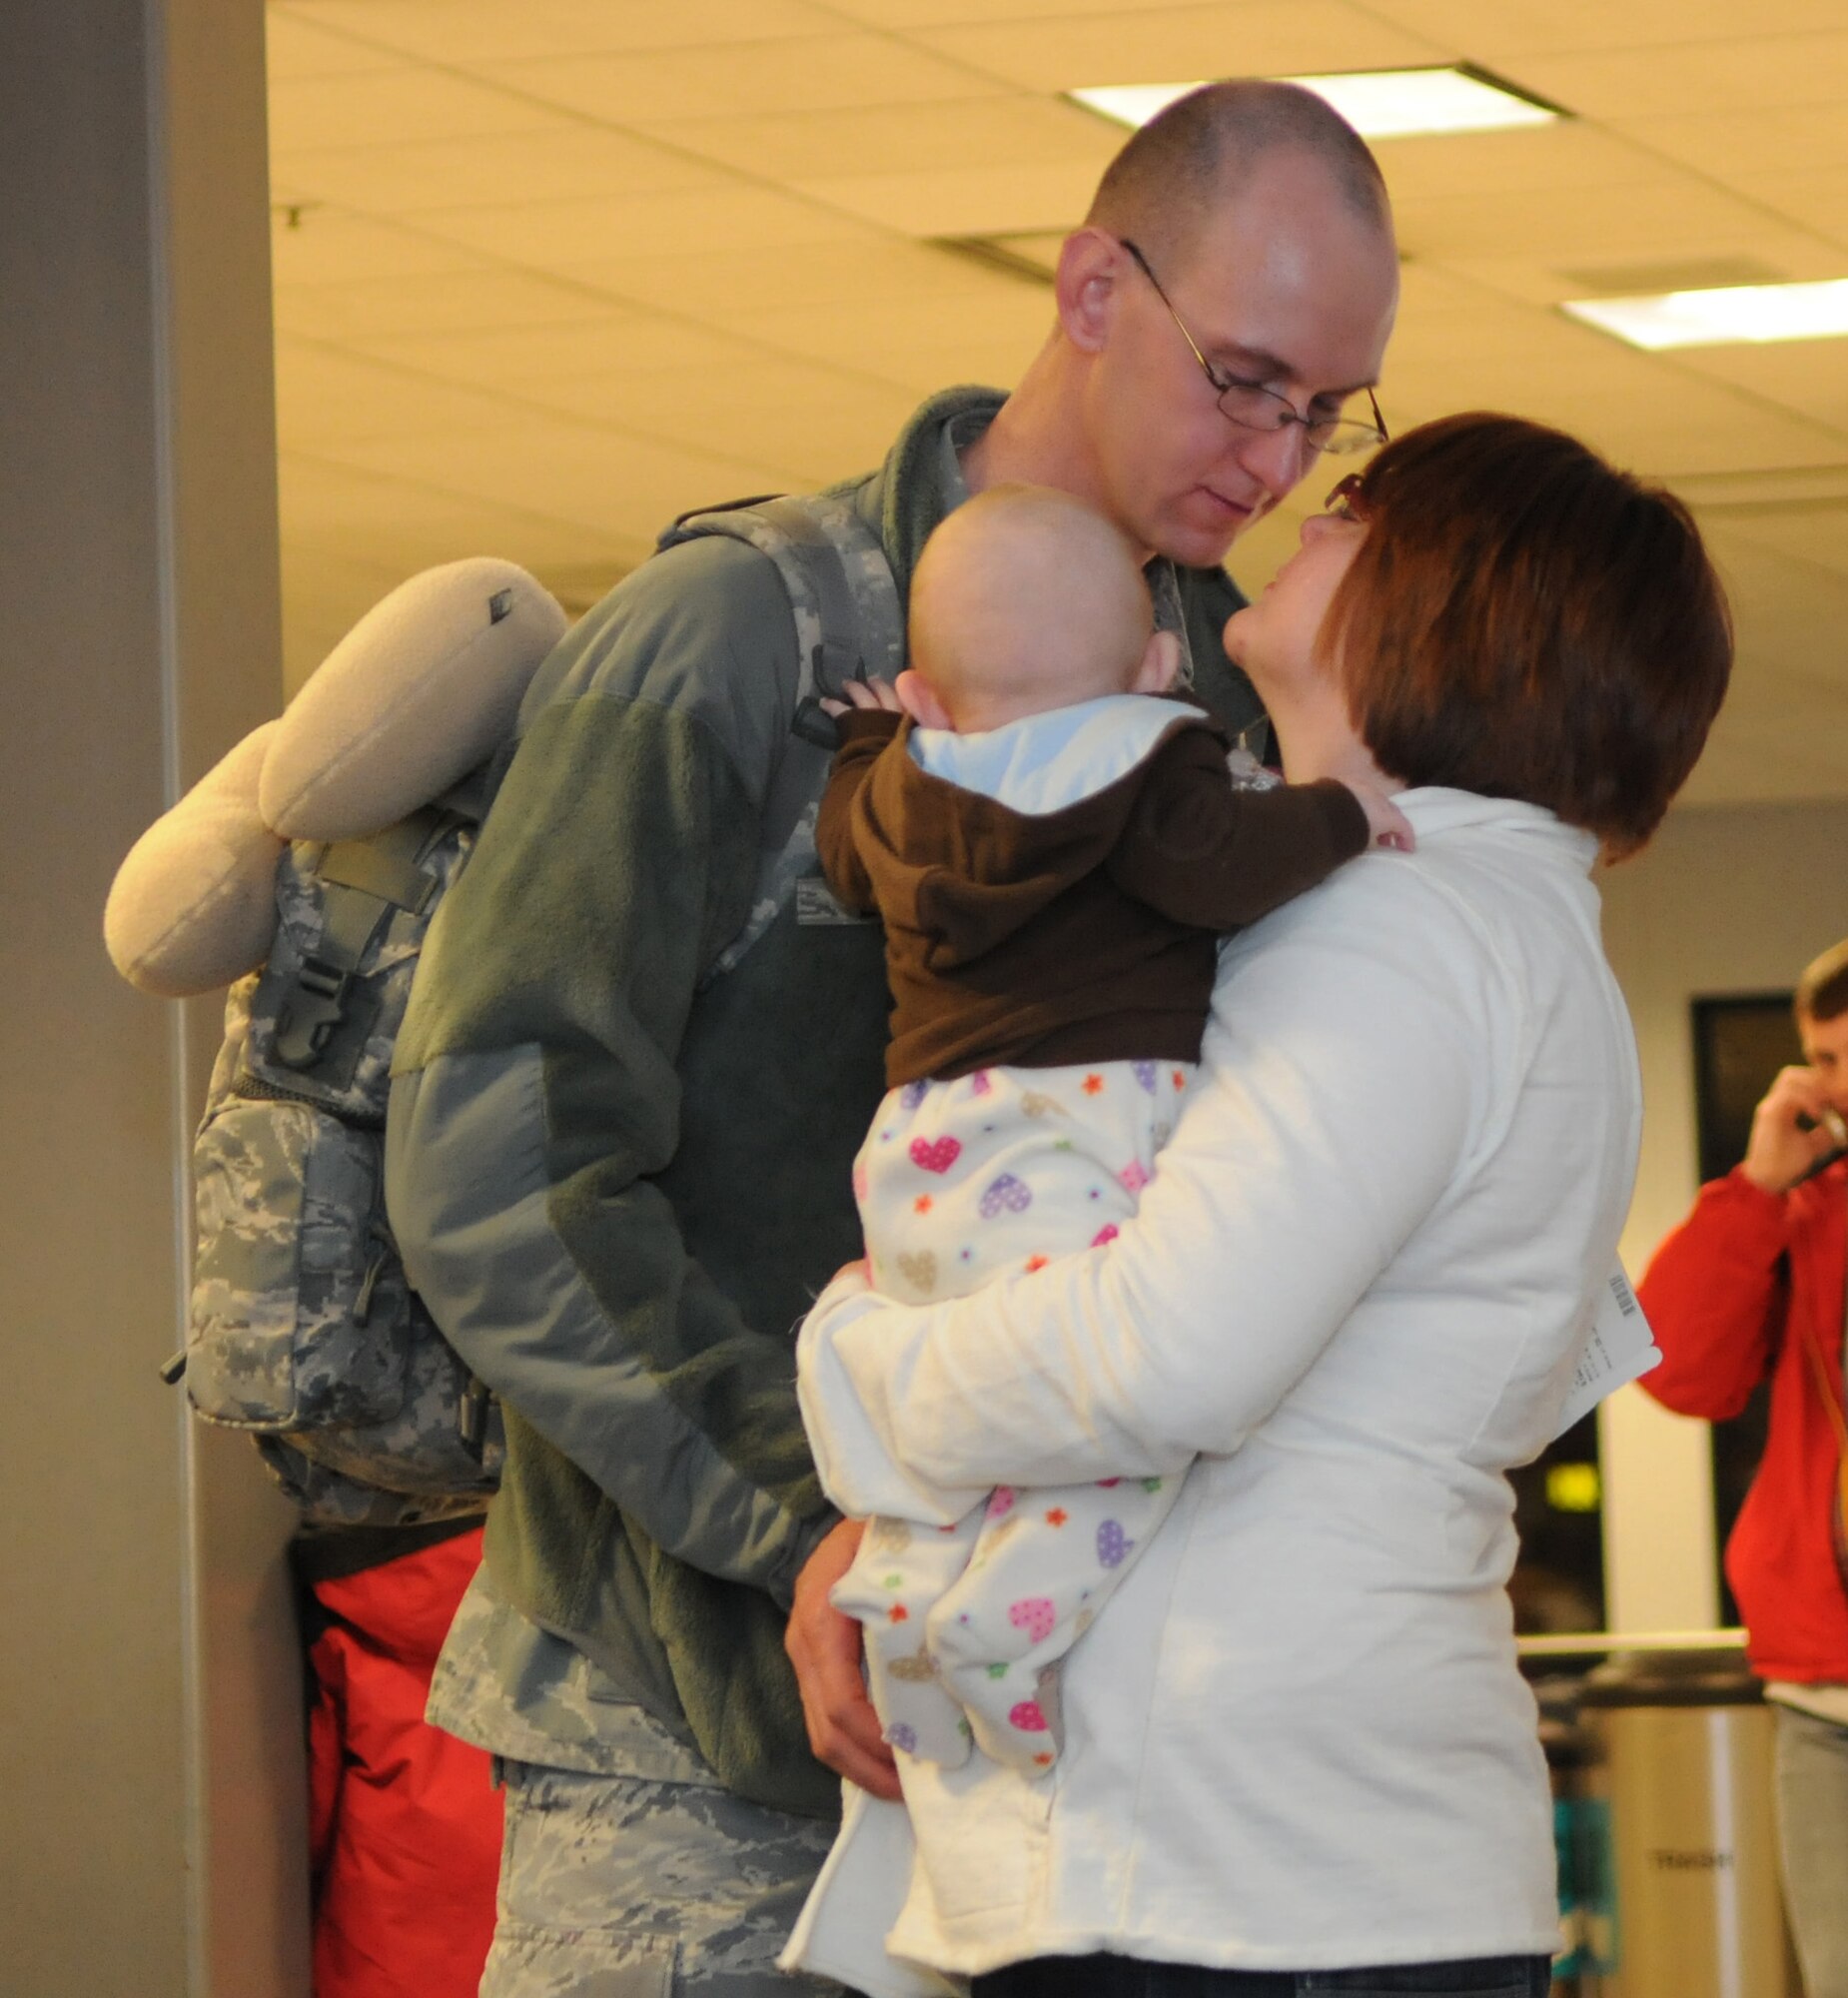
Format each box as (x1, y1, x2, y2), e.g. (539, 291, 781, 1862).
(817, 704, 1369, 1088)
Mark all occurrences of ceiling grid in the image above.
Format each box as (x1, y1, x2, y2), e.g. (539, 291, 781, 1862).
(266, 0, 1848, 804)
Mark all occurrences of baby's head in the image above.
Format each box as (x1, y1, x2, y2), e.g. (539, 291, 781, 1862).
(901, 485, 1181, 733)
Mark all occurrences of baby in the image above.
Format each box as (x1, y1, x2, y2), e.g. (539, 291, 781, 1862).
(815, 483, 1407, 1775)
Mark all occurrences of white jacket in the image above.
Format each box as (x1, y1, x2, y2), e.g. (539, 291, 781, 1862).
(790, 788, 1639, 1994)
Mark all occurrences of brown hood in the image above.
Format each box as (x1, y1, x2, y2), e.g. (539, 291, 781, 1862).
(858, 713, 1221, 970)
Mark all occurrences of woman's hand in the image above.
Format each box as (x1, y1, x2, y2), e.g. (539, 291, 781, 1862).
(786, 1517, 903, 1801)
(820, 676, 903, 719)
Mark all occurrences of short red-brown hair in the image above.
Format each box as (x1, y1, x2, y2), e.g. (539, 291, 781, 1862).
(1324, 414, 1732, 857)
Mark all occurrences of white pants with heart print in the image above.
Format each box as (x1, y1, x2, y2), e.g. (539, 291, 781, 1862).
(833, 1058, 1193, 1775)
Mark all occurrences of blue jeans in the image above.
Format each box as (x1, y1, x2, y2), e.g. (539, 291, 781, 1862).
(971, 1954, 1552, 1998)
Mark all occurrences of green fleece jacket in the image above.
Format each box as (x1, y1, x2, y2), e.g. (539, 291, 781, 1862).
(386, 387, 1263, 1817)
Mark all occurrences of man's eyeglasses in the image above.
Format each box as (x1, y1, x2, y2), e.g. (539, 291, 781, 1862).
(1118, 238, 1387, 459)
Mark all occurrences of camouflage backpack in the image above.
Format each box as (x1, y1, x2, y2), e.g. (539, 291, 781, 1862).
(171, 494, 903, 1528)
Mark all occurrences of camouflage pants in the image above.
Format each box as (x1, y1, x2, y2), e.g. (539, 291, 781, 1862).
(479, 1759, 853, 1997)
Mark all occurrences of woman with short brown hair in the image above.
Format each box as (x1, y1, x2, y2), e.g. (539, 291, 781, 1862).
(787, 413, 1733, 1998)
(1326, 412, 1729, 858)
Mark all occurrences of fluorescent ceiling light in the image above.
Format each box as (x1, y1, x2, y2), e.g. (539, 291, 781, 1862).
(1069, 67, 1560, 141)
(1562, 279, 1848, 350)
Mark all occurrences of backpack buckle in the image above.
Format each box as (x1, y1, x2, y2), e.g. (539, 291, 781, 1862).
(274, 956, 352, 1069)
(791, 697, 839, 749)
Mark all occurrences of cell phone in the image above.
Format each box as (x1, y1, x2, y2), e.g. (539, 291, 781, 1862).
(1791, 1105, 1848, 1186)
(1796, 1106, 1848, 1146)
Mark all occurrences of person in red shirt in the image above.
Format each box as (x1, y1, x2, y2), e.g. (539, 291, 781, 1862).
(1638, 936, 1848, 1998)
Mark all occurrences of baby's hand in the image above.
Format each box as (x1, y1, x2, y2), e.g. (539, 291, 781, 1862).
(1351, 783, 1415, 853)
(820, 676, 904, 718)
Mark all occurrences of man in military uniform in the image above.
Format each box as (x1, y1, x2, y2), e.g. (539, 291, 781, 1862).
(389, 78, 1401, 1996)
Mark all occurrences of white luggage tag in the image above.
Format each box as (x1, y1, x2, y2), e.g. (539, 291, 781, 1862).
(1553, 1266, 1660, 1438)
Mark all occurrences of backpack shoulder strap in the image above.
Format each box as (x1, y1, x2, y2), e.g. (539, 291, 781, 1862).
(658, 491, 903, 978)
(659, 488, 904, 732)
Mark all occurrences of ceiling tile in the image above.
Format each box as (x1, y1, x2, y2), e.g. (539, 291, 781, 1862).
(821, 0, 1293, 22)
(1434, 239, 1842, 313)
(281, 452, 635, 570)
(738, 289, 1049, 387)
(1697, 534, 1848, 693)
(1512, 33, 1848, 121)
(265, 11, 406, 82)
(1700, 495, 1848, 581)
(272, 266, 628, 342)
(635, 95, 1117, 183)
(523, 360, 926, 488)
(319, 420, 803, 541)
(1563, 382, 1848, 481)
(1394, 176, 1796, 266)
(262, 0, 1848, 803)
(410, 185, 883, 268)
(1727, 171, 1848, 253)
(915, 1, 1446, 93)
(269, 68, 565, 155)
(791, 160, 1102, 238)
(276, 0, 845, 62)
(495, 34, 1003, 125)
(275, 126, 722, 214)
(1362, 0, 1848, 58)
(347, 312, 771, 388)
(268, 207, 483, 287)
(1615, 103, 1848, 181)
(1372, 124, 1670, 206)
(274, 340, 546, 448)
(1670, 335, 1848, 440)
(584, 238, 1025, 324)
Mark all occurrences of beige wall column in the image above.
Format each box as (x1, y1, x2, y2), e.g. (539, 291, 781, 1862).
(1, 3, 307, 1993)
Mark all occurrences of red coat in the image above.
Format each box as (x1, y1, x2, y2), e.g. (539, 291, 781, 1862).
(306, 1525, 501, 1998)
(1638, 1160, 1848, 1680)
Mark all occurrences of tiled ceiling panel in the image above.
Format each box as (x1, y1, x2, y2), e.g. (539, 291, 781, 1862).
(633, 95, 1116, 181)
(265, 0, 1848, 809)
(496, 35, 1003, 124)
(351, 313, 770, 388)
(408, 185, 881, 269)
(1378, 0, 1848, 57)
(289, 0, 849, 60)
(1622, 103, 1848, 180)
(268, 68, 566, 154)
(272, 265, 628, 344)
(914, 2, 1446, 90)
(276, 128, 724, 214)
(792, 159, 1111, 237)
(1513, 33, 1848, 120)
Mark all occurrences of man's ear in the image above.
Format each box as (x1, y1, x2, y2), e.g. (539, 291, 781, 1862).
(895, 669, 955, 731)
(1055, 227, 1124, 356)
(1132, 627, 1184, 696)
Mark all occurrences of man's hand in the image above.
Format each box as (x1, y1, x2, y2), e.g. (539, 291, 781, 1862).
(1741, 1066, 1847, 1193)
(786, 1517, 902, 1801)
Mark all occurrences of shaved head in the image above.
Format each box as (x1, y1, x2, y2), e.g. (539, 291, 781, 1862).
(1086, 79, 1390, 273)
(908, 486, 1155, 730)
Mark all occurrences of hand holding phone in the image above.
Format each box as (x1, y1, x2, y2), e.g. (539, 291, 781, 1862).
(1745, 1070, 1848, 1193)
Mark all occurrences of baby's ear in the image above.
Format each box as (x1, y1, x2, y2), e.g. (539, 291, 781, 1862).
(894, 669, 954, 731)
(1134, 627, 1184, 695)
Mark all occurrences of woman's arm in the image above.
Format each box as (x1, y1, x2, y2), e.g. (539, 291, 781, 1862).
(798, 874, 1495, 1521)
